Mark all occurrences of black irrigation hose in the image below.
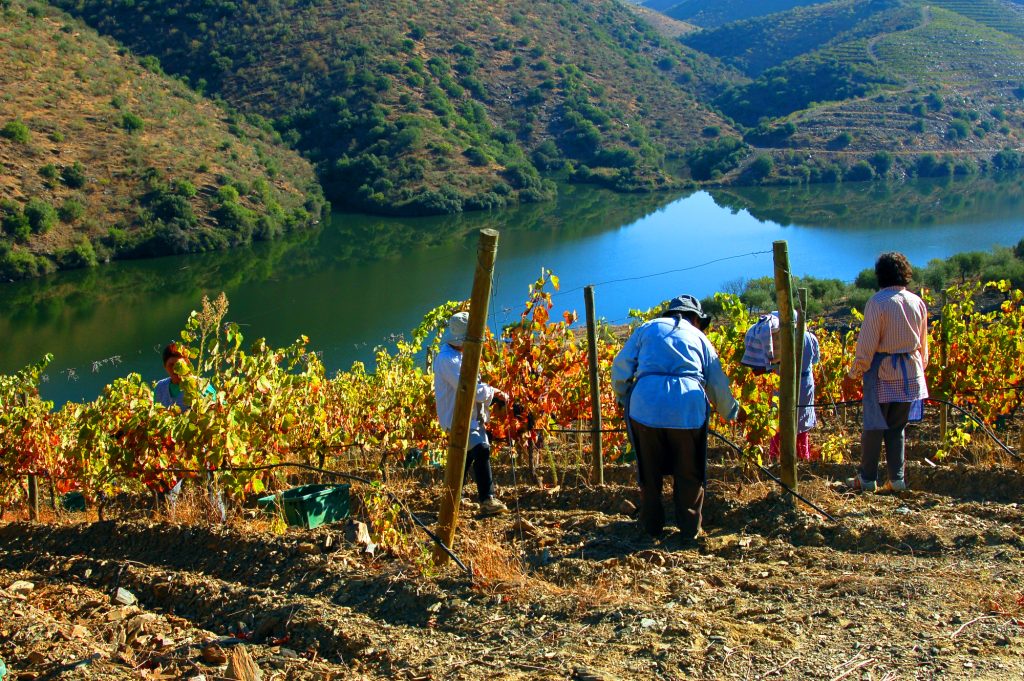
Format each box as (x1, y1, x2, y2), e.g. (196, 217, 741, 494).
(707, 429, 839, 523)
(795, 398, 1021, 461)
(926, 397, 1022, 462)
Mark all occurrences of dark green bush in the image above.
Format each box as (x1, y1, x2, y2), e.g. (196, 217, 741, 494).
(56, 238, 98, 268)
(828, 132, 853, 150)
(24, 198, 57, 233)
(1, 200, 31, 243)
(1, 119, 30, 143)
(947, 120, 969, 141)
(844, 160, 875, 182)
(58, 198, 86, 223)
(121, 112, 145, 132)
(61, 162, 87, 188)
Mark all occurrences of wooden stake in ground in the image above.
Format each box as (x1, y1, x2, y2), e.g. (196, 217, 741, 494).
(434, 228, 500, 566)
(939, 294, 949, 440)
(584, 285, 604, 486)
(27, 474, 39, 521)
(796, 287, 808, 399)
(772, 240, 798, 499)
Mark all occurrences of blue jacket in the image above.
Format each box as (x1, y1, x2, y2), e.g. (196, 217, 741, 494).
(612, 317, 739, 429)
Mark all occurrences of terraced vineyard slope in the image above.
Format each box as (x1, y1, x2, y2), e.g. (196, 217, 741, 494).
(649, 0, 831, 28)
(0, 0, 325, 280)
(47, 0, 738, 214)
(679, 0, 1024, 183)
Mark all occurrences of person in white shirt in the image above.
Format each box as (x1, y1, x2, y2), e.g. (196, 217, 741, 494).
(433, 312, 508, 515)
(612, 295, 741, 539)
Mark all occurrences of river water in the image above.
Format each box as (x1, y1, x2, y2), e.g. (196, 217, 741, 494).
(3, 177, 1023, 405)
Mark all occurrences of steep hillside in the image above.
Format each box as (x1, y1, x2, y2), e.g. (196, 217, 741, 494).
(682, 0, 1024, 184)
(683, 0, 906, 76)
(0, 0, 325, 281)
(626, 4, 700, 40)
(48, 0, 738, 214)
(651, 0, 830, 28)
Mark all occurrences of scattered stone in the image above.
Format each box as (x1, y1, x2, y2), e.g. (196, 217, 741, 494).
(8, 581, 34, 597)
(112, 587, 136, 606)
(225, 645, 263, 681)
(201, 643, 228, 665)
(278, 647, 299, 659)
(512, 518, 543, 538)
(344, 520, 377, 555)
(296, 542, 318, 555)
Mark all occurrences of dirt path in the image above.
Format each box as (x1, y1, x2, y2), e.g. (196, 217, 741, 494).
(1, 462, 1022, 679)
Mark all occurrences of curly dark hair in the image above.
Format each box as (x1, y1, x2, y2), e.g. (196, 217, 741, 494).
(162, 342, 185, 365)
(875, 251, 913, 288)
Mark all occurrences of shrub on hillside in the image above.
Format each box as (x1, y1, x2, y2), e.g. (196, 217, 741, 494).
(58, 198, 86, 223)
(39, 163, 59, 181)
(55, 238, 99, 269)
(844, 160, 875, 182)
(0, 200, 31, 243)
(828, 132, 853, 150)
(947, 120, 969, 141)
(121, 112, 145, 132)
(745, 155, 774, 182)
(24, 198, 57, 233)
(686, 137, 749, 181)
(1, 119, 30, 143)
(61, 162, 87, 188)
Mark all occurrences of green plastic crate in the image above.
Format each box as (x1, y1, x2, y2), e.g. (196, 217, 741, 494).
(279, 484, 350, 529)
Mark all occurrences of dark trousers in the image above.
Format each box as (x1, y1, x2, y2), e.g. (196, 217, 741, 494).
(859, 401, 912, 483)
(631, 419, 708, 539)
(463, 443, 494, 503)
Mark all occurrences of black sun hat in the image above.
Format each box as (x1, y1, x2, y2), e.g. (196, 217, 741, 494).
(664, 294, 711, 328)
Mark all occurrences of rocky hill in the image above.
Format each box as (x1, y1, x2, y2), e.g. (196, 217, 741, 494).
(0, 0, 325, 280)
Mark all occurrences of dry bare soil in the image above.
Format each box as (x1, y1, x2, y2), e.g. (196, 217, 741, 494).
(1, 460, 1022, 680)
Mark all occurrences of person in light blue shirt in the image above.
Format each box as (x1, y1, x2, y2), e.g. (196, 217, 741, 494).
(153, 342, 223, 520)
(612, 295, 740, 538)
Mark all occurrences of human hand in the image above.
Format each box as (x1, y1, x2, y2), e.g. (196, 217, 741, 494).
(736, 407, 748, 425)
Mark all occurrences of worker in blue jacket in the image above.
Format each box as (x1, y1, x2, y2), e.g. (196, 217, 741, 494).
(612, 295, 741, 539)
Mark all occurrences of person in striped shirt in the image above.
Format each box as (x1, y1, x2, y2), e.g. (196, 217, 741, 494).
(842, 252, 929, 492)
(740, 312, 821, 460)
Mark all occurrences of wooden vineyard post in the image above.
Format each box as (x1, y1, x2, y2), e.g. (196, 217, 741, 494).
(27, 474, 39, 521)
(434, 229, 500, 566)
(584, 285, 604, 485)
(796, 287, 808, 399)
(772, 241, 798, 500)
(939, 295, 949, 441)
